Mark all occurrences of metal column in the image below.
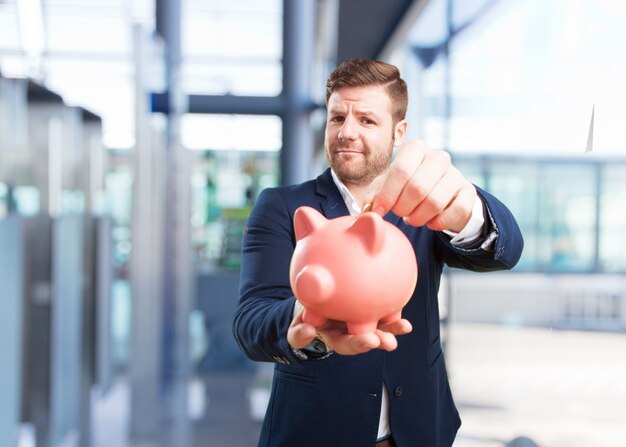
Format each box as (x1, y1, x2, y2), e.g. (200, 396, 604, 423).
(157, 0, 193, 444)
(281, 0, 317, 186)
(157, 0, 193, 442)
(130, 24, 165, 441)
(0, 217, 24, 447)
(131, 16, 196, 442)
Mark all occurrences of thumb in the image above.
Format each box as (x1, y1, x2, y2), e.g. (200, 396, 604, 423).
(360, 193, 377, 215)
(287, 311, 318, 349)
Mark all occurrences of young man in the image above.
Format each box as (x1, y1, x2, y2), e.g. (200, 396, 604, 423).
(233, 59, 523, 447)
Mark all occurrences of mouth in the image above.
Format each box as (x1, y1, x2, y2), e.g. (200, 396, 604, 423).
(335, 148, 364, 156)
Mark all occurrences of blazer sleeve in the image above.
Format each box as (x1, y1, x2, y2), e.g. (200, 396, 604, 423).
(232, 187, 302, 364)
(436, 186, 524, 271)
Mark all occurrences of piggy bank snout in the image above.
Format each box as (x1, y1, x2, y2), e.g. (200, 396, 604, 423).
(294, 265, 335, 305)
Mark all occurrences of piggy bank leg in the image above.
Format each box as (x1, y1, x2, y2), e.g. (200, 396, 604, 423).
(302, 308, 327, 327)
(380, 311, 402, 325)
(346, 321, 378, 335)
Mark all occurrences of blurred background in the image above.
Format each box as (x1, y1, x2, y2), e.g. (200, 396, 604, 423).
(1, 0, 626, 446)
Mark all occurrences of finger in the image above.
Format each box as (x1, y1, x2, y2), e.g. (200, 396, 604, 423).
(389, 152, 449, 219)
(322, 328, 380, 355)
(376, 329, 398, 351)
(348, 332, 382, 354)
(360, 193, 376, 214)
(371, 140, 427, 216)
(287, 323, 318, 349)
(426, 183, 476, 232)
(287, 311, 319, 349)
(378, 318, 413, 335)
(402, 168, 462, 228)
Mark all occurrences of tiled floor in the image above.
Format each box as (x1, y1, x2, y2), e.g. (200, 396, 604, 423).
(448, 324, 626, 447)
(91, 324, 626, 447)
(192, 370, 262, 447)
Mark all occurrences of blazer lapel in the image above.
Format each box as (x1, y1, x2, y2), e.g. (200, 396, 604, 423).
(315, 169, 350, 219)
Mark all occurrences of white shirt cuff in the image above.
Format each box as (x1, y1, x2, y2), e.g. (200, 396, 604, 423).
(443, 196, 485, 245)
(293, 299, 304, 319)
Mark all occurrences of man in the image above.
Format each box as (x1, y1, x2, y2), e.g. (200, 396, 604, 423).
(233, 59, 523, 447)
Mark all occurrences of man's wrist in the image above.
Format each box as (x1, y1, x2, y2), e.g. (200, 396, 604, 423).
(292, 334, 334, 360)
(443, 195, 485, 245)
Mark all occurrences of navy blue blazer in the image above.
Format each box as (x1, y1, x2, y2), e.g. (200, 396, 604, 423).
(233, 168, 523, 447)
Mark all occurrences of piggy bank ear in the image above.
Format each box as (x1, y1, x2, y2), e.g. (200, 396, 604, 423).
(294, 206, 327, 241)
(348, 212, 385, 255)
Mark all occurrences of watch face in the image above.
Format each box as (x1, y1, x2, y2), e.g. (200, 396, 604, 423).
(311, 337, 329, 354)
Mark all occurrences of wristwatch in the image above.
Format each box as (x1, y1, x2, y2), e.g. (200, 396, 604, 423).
(292, 334, 333, 360)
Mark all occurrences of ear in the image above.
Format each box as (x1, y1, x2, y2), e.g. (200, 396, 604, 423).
(348, 212, 385, 255)
(294, 206, 327, 241)
(393, 119, 407, 147)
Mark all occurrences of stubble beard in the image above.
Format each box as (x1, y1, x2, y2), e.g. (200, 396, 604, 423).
(326, 140, 394, 187)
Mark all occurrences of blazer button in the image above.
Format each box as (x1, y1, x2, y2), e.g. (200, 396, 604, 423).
(394, 386, 403, 397)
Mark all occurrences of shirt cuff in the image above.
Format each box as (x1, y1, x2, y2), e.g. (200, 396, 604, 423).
(293, 299, 304, 319)
(442, 195, 485, 245)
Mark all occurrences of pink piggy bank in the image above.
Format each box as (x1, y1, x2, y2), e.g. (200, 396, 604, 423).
(289, 206, 418, 335)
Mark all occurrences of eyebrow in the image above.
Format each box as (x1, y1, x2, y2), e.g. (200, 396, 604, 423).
(328, 107, 380, 119)
(355, 110, 378, 118)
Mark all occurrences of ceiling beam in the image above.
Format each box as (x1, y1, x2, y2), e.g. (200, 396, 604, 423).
(335, 0, 419, 62)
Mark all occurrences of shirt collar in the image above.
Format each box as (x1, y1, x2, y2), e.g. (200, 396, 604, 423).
(330, 169, 361, 216)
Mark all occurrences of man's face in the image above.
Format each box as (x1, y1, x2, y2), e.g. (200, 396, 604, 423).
(325, 85, 406, 187)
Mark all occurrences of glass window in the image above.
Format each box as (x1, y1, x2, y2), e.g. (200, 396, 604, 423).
(417, 55, 448, 149)
(444, 0, 626, 156)
(489, 160, 540, 271)
(453, 157, 604, 273)
(181, 114, 281, 152)
(182, 60, 281, 96)
(599, 163, 626, 272)
(182, 0, 282, 96)
(451, 155, 486, 189)
(401, 2, 626, 446)
(0, 181, 7, 217)
(0, 2, 21, 51)
(46, 15, 130, 54)
(537, 163, 597, 272)
(12, 185, 40, 215)
(190, 150, 278, 269)
(408, 0, 447, 47)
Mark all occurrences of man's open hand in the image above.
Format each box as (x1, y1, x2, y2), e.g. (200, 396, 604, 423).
(287, 309, 412, 356)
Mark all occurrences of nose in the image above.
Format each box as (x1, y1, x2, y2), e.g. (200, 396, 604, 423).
(338, 115, 358, 141)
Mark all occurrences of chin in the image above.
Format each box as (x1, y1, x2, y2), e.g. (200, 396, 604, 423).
(336, 168, 373, 186)
(331, 160, 362, 176)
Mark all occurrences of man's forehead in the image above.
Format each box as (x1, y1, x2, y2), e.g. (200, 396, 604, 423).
(327, 85, 392, 113)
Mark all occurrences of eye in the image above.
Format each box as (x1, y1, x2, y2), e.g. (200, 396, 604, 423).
(362, 118, 376, 125)
(329, 115, 344, 123)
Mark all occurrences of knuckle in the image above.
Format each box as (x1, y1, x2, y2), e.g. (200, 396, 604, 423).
(390, 163, 413, 183)
(429, 196, 448, 214)
(404, 177, 428, 199)
(375, 192, 395, 211)
(436, 149, 452, 164)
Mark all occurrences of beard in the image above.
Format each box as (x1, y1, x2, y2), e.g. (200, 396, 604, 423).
(326, 140, 394, 186)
